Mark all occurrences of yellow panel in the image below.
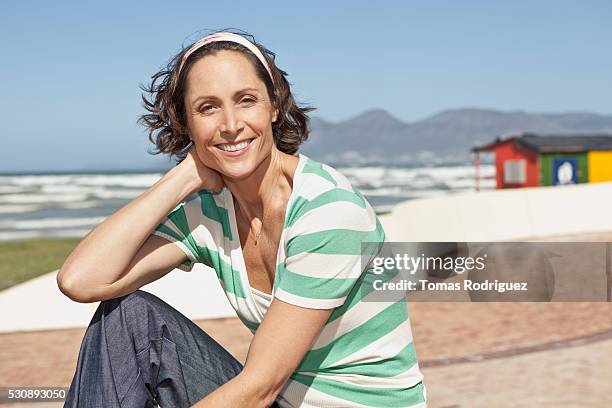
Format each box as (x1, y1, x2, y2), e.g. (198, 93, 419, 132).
(588, 151, 612, 182)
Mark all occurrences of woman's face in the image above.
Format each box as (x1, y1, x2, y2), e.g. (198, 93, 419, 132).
(183, 50, 278, 180)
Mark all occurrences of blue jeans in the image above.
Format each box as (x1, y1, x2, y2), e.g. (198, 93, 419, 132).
(64, 290, 282, 407)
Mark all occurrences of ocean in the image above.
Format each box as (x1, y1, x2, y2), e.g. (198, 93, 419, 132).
(0, 163, 495, 241)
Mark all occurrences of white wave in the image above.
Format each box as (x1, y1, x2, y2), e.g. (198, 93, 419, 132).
(91, 189, 144, 199)
(340, 164, 496, 195)
(373, 204, 396, 214)
(0, 194, 89, 204)
(337, 166, 387, 181)
(0, 189, 144, 207)
(400, 189, 449, 198)
(0, 185, 28, 194)
(0, 175, 76, 186)
(74, 174, 162, 187)
(60, 201, 100, 209)
(360, 187, 423, 197)
(478, 179, 497, 189)
(40, 184, 94, 194)
(342, 164, 495, 182)
(360, 187, 402, 196)
(0, 216, 105, 230)
(0, 228, 91, 242)
(446, 178, 496, 190)
(439, 179, 476, 190)
(0, 230, 43, 241)
(0, 173, 163, 188)
(0, 204, 45, 214)
(41, 184, 146, 200)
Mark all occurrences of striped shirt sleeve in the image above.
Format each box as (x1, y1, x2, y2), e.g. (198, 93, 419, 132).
(151, 200, 201, 272)
(275, 189, 381, 309)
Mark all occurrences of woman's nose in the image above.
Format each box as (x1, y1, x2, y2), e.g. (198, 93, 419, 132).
(219, 106, 243, 135)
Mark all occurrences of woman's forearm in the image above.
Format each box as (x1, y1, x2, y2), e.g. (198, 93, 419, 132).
(191, 372, 277, 408)
(57, 164, 199, 296)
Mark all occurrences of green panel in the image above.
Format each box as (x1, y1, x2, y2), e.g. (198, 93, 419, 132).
(539, 152, 588, 185)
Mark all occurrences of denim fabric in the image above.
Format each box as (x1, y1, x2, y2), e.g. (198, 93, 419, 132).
(64, 290, 282, 407)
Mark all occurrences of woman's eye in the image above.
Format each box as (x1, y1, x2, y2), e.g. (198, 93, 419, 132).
(240, 97, 256, 105)
(199, 105, 214, 114)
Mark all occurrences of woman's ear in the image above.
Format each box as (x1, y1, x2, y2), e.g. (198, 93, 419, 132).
(272, 108, 279, 123)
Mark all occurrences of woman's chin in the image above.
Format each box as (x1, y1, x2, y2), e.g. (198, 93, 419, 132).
(217, 160, 259, 181)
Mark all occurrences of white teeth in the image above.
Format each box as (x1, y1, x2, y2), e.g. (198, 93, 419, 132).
(217, 140, 251, 152)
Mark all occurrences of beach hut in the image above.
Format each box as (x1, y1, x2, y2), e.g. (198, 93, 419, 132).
(472, 132, 612, 190)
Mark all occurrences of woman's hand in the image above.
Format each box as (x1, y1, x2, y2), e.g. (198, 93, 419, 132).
(179, 145, 225, 194)
(57, 145, 220, 303)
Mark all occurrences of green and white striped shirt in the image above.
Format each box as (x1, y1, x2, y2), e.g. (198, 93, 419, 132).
(153, 153, 426, 407)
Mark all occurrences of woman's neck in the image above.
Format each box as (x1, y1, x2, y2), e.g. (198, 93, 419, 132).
(223, 149, 289, 221)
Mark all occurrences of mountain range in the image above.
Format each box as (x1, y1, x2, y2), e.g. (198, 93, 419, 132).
(301, 108, 612, 166)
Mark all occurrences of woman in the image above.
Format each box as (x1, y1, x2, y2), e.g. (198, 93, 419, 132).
(58, 30, 426, 408)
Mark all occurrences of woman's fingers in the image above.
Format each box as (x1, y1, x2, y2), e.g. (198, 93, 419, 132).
(184, 145, 225, 193)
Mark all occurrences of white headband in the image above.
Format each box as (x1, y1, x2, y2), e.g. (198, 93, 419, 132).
(177, 32, 274, 81)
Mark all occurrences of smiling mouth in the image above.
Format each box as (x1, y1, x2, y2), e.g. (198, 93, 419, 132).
(215, 138, 254, 153)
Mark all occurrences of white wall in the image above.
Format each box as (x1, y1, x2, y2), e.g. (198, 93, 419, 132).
(380, 181, 612, 241)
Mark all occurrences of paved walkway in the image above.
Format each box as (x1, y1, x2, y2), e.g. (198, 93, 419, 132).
(1, 230, 611, 406)
(424, 335, 612, 408)
(1, 302, 610, 407)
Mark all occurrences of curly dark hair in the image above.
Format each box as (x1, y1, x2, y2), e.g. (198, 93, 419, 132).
(138, 29, 315, 163)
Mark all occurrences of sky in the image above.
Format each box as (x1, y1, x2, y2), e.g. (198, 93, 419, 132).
(1, 0, 611, 172)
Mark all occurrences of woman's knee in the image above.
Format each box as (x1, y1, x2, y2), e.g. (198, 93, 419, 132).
(93, 290, 172, 350)
(94, 290, 167, 334)
(99, 290, 162, 314)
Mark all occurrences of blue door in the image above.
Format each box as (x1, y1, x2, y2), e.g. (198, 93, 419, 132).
(552, 158, 578, 185)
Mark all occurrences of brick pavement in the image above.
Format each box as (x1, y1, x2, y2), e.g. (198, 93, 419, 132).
(1, 302, 610, 407)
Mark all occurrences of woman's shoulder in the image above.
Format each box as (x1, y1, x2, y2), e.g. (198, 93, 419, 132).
(289, 155, 378, 230)
(300, 155, 357, 194)
(297, 155, 369, 208)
